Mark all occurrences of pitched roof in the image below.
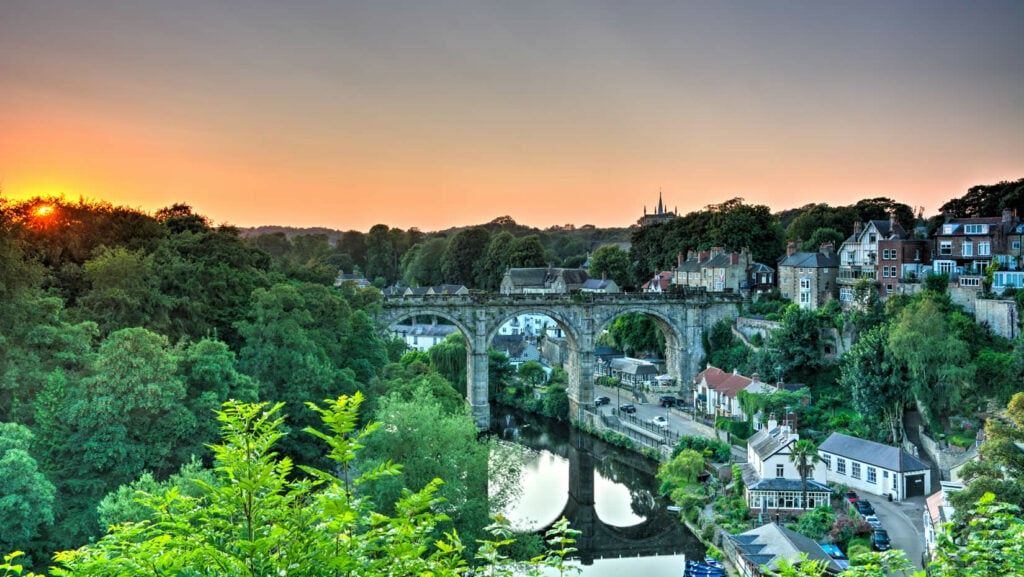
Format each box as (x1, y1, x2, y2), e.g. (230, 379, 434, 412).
(609, 357, 660, 376)
(581, 278, 617, 291)
(730, 523, 843, 573)
(694, 365, 766, 399)
(747, 426, 797, 461)
(777, 251, 840, 268)
(819, 432, 929, 473)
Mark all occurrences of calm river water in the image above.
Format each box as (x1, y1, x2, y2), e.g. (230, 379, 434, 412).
(489, 405, 705, 577)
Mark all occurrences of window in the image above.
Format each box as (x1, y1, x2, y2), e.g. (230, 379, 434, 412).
(869, 234, 877, 243)
(777, 464, 784, 478)
(1013, 240, 1021, 251)
(885, 284, 893, 292)
(939, 241, 953, 256)
(963, 241, 973, 257)
(840, 287, 853, 302)
(867, 467, 877, 484)
(943, 225, 954, 234)
(800, 277, 811, 290)
(799, 292, 810, 304)
(851, 462, 861, 479)
(822, 454, 831, 470)
(960, 277, 981, 287)
(979, 241, 991, 256)
(837, 458, 846, 475)
(964, 224, 987, 234)
(882, 248, 897, 260)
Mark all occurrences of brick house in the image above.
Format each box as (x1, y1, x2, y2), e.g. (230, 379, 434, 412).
(838, 218, 907, 305)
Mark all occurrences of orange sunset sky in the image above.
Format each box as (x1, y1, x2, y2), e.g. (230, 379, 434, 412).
(2, 1, 1022, 232)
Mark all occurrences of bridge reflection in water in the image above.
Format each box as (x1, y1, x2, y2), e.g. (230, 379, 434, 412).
(491, 407, 705, 571)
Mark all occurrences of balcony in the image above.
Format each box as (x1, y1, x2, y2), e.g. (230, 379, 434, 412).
(837, 266, 877, 285)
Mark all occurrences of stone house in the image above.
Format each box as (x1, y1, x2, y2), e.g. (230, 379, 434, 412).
(776, 242, 839, 309)
(500, 268, 589, 294)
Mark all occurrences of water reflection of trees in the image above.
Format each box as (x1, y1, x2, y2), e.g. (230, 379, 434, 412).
(593, 454, 660, 519)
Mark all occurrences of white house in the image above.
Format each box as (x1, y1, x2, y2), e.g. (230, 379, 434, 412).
(818, 432, 931, 501)
(693, 366, 775, 421)
(390, 321, 458, 352)
(740, 423, 830, 512)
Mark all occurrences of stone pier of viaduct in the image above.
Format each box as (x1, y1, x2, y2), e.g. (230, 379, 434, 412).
(379, 291, 744, 429)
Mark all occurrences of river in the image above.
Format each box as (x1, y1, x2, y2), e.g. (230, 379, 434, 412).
(490, 405, 706, 577)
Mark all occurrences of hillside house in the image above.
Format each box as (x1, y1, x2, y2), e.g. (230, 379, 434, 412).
(740, 422, 830, 512)
(818, 432, 931, 501)
(500, 268, 589, 294)
(776, 242, 839, 310)
(693, 365, 775, 421)
(837, 218, 908, 305)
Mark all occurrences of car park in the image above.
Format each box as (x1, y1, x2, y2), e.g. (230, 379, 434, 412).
(594, 396, 611, 406)
(652, 416, 669, 429)
(871, 529, 891, 551)
(619, 404, 637, 414)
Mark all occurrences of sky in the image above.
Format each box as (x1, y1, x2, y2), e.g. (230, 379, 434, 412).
(1, 1, 1022, 232)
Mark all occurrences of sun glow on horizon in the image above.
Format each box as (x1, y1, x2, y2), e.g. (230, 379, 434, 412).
(34, 204, 55, 217)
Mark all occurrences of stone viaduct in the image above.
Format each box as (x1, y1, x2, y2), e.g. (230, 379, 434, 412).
(379, 291, 744, 429)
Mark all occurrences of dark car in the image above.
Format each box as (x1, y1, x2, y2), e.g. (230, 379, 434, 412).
(594, 396, 611, 406)
(856, 500, 876, 516)
(619, 404, 637, 414)
(659, 395, 678, 407)
(845, 490, 859, 504)
(871, 529, 891, 551)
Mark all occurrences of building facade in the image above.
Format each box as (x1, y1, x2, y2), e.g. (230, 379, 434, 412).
(818, 432, 931, 501)
(777, 242, 840, 309)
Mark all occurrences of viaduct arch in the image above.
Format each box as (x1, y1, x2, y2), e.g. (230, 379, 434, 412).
(379, 292, 744, 429)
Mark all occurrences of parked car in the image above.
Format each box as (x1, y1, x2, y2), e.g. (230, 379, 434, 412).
(659, 395, 678, 407)
(845, 490, 859, 504)
(652, 416, 669, 429)
(856, 500, 875, 516)
(594, 396, 611, 406)
(871, 529, 892, 551)
(619, 404, 637, 414)
(863, 515, 883, 529)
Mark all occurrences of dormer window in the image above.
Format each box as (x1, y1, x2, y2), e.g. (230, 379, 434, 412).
(943, 225, 954, 234)
(964, 224, 987, 234)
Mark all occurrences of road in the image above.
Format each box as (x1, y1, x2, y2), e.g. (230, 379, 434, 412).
(860, 494, 927, 570)
(593, 383, 709, 438)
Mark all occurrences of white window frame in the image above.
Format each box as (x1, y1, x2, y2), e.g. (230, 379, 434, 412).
(867, 467, 877, 484)
(979, 241, 991, 256)
(939, 241, 953, 256)
(963, 241, 973, 257)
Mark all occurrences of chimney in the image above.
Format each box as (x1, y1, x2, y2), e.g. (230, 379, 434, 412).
(678, 252, 684, 267)
(602, 271, 607, 281)
(853, 221, 862, 236)
(820, 242, 834, 257)
(752, 372, 760, 384)
(787, 241, 799, 257)
(699, 250, 710, 261)
(687, 250, 696, 261)
(1004, 208, 1016, 224)
(711, 246, 725, 258)
(767, 417, 778, 431)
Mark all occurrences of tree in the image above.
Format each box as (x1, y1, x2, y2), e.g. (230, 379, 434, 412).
(0, 423, 55, 558)
(785, 204, 859, 243)
(888, 296, 973, 425)
(800, 227, 845, 253)
(517, 361, 548, 387)
(705, 199, 785, 264)
(587, 244, 632, 289)
(364, 224, 399, 285)
(606, 313, 665, 358)
(789, 439, 820, 510)
(359, 389, 493, 557)
(507, 234, 547, 268)
(401, 236, 448, 287)
(429, 333, 468, 396)
(477, 231, 515, 291)
(441, 227, 490, 287)
(939, 178, 1024, 218)
(48, 395, 579, 577)
(931, 494, 1024, 577)
(839, 323, 910, 444)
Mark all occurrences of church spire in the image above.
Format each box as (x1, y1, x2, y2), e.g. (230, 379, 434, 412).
(658, 188, 664, 215)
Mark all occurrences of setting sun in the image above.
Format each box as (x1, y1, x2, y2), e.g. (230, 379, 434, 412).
(34, 204, 55, 217)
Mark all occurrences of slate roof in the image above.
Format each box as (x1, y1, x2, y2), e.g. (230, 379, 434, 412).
(746, 477, 832, 493)
(580, 278, 618, 292)
(609, 357, 659, 376)
(730, 523, 843, 573)
(819, 432, 929, 473)
(777, 251, 839, 268)
(747, 427, 796, 462)
(642, 271, 674, 291)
